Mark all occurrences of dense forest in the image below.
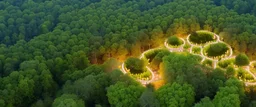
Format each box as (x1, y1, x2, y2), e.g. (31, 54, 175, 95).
(1, 0, 256, 107)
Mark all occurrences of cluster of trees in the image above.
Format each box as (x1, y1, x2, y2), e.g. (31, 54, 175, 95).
(0, 0, 101, 45)
(162, 53, 254, 106)
(218, 58, 235, 68)
(143, 49, 170, 70)
(167, 36, 183, 46)
(205, 43, 229, 57)
(125, 57, 145, 74)
(189, 31, 214, 44)
(0, 0, 256, 106)
(213, 0, 256, 15)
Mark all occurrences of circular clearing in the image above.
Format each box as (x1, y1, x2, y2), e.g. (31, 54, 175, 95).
(203, 42, 229, 58)
(125, 57, 145, 74)
(189, 31, 215, 45)
(167, 36, 184, 47)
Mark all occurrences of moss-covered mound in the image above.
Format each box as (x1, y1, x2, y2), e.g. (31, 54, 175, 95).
(204, 43, 228, 57)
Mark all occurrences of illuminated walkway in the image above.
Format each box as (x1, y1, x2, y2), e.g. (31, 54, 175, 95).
(121, 31, 256, 86)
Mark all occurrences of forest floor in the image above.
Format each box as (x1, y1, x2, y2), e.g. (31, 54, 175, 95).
(121, 31, 256, 86)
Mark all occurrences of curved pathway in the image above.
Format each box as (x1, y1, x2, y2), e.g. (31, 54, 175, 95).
(120, 31, 256, 86)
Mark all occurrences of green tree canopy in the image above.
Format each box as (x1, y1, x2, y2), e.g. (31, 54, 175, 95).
(205, 43, 228, 57)
(156, 83, 195, 107)
(167, 36, 183, 46)
(107, 82, 144, 107)
(52, 94, 85, 107)
(194, 97, 214, 107)
(139, 88, 160, 107)
(125, 57, 145, 74)
(235, 53, 250, 66)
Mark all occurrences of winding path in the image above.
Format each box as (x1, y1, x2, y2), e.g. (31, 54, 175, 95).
(120, 31, 256, 86)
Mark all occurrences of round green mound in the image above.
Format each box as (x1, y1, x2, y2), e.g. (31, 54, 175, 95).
(167, 36, 183, 46)
(125, 57, 145, 74)
(204, 42, 228, 57)
(189, 31, 214, 44)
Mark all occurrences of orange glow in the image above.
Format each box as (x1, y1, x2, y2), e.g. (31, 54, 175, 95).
(152, 80, 165, 90)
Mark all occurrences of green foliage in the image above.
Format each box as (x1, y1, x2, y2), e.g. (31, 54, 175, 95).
(150, 49, 171, 70)
(205, 43, 228, 57)
(0, 0, 256, 106)
(202, 59, 213, 67)
(107, 82, 144, 107)
(235, 53, 250, 66)
(163, 53, 213, 100)
(130, 69, 151, 80)
(52, 94, 85, 107)
(218, 58, 235, 68)
(249, 101, 256, 107)
(156, 83, 195, 107)
(183, 43, 191, 49)
(194, 97, 214, 107)
(167, 36, 183, 46)
(189, 31, 214, 44)
(139, 88, 160, 107)
(237, 68, 254, 81)
(125, 57, 145, 74)
(0, 99, 5, 107)
(192, 46, 201, 54)
(62, 65, 104, 82)
(226, 65, 236, 78)
(144, 49, 169, 62)
(63, 73, 110, 106)
(212, 78, 246, 106)
(213, 78, 245, 107)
